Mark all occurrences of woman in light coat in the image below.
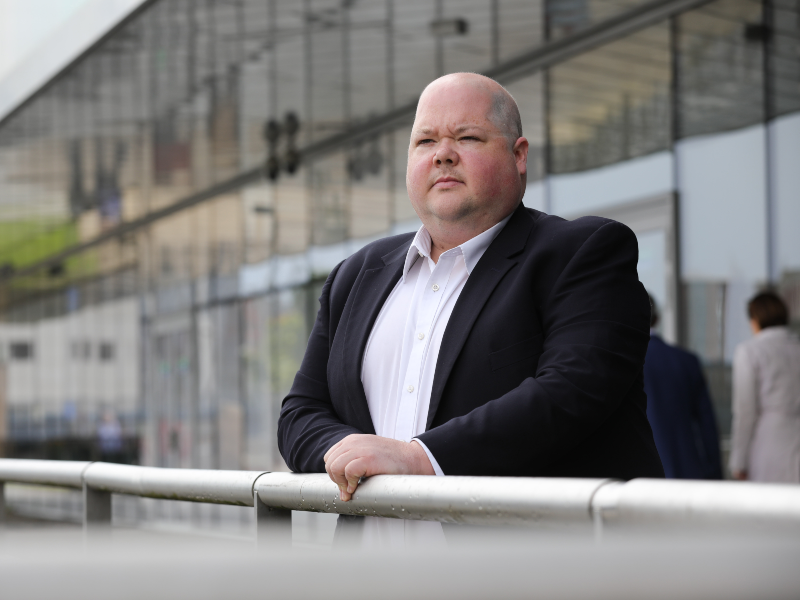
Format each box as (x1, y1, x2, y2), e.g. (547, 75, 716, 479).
(729, 291, 800, 483)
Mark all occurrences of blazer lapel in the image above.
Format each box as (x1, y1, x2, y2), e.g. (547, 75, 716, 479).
(426, 204, 535, 429)
(341, 240, 409, 435)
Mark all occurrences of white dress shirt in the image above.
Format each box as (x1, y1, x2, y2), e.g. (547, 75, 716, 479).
(359, 214, 511, 546)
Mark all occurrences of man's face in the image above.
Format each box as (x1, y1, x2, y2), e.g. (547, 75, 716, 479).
(406, 80, 528, 230)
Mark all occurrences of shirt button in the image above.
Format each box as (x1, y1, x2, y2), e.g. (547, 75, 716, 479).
(417, 332, 425, 340)
(407, 385, 414, 393)
(432, 284, 440, 292)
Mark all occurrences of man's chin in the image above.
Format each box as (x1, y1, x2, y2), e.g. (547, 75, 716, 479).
(426, 196, 478, 223)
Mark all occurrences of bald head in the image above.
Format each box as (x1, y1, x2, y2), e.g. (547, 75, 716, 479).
(417, 73, 523, 145)
(406, 72, 529, 258)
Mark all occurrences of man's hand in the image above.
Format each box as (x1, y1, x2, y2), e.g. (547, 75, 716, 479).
(323, 434, 435, 501)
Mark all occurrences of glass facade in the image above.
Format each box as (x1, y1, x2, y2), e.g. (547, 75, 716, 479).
(0, 0, 798, 482)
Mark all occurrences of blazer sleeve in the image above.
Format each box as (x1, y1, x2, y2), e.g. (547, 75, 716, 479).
(416, 221, 651, 475)
(277, 262, 364, 473)
(729, 343, 759, 475)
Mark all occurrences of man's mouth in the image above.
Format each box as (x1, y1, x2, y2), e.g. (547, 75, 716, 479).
(433, 176, 463, 189)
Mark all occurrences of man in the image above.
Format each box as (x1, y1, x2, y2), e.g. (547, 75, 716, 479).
(278, 73, 663, 511)
(643, 295, 722, 479)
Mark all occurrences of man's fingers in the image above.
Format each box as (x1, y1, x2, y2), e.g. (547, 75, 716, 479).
(326, 449, 359, 488)
(322, 435, 412, 501)
(324, 441, 350, 471)
(327, 465, 349, 489)
(325, 453, 369, 502)
(324, 438, 347, 463)
(343, 458, 368, 495)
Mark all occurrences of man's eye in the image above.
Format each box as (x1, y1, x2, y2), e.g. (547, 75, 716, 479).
(459, 136, 479, 141)
(417, 139, 434, 145)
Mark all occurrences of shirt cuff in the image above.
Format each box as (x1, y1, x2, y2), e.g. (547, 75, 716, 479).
(412, 438, 445, 476)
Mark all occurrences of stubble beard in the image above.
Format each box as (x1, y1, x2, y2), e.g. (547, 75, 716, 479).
(426, 191, 481, 226)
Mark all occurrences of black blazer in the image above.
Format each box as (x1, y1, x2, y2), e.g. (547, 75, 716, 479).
(278, 204, 664, 479)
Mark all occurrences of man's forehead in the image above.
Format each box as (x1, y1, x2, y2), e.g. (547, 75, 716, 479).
(415, 87, 493, 126)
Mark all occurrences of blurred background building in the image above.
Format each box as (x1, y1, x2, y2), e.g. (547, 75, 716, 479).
(0, 0, 798, 476)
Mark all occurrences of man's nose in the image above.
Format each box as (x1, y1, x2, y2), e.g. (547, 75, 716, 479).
(434, 140, 459, 166)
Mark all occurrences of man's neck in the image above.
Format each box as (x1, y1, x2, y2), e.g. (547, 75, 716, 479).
(427, 207, 517, 263)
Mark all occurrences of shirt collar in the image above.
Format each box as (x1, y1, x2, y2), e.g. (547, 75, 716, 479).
(403, 213, 513, 281)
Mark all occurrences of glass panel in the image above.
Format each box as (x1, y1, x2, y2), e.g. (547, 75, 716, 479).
(442, 0, 493, 74)
(350, 0, 390, 118)
(498, 0, 545, 60)
(677, 0, 764, 138)
(350, 147, 392, 239)
(549, 22, 671, 174)
(394, 0, 438, 106)
(309, 0, 346, 140)
(311, 153, 348, 246)
(546, 0, 654, 40)
(770, 0, 800, 118)
(506, 72, 546, 183)
(242, 286, 312, 471)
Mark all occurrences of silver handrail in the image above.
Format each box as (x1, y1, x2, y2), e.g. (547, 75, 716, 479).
(2, 458, 800, 545)
(593, 478, 800, 525)
(0, 459, 90, 488)
(254, 472, 611, 525)
(83, 462, 268, 506)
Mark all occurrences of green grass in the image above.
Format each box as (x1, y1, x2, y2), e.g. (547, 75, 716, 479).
(0, 219, 79, 270)
(0, 219, 101, 294)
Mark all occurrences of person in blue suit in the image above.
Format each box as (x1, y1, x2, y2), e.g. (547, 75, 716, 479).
(644, 295, 723, 479)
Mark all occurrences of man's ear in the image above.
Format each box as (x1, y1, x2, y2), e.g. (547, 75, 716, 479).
(513, 137, 529, 176)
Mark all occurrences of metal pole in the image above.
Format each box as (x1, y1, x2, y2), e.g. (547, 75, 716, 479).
(254, 489, 291, 549)
(0, 482, 6, 523)
(83, 483, 112, 530)
(762, 0, 777, 283)
(592, 506, 603, 543)
(669, 15, 685, 346)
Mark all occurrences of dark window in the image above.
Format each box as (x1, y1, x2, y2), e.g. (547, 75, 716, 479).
(10, 342, 33, 360)
(99, 342, 115, 361)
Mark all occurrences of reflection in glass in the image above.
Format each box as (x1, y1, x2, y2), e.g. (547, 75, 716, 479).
(549, 23, 671, 174)
(677, 0, 764, 138)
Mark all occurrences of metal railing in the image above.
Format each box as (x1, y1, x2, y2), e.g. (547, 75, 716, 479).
(2, 458, 800, 544)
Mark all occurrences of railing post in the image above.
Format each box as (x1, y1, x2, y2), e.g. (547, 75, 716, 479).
(83, 483, 111, 533)
(590, 480, 622, 544)
(0, 482, 6, 524)
(592, 504, 604, 544)
(254, 489, 291, 550)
